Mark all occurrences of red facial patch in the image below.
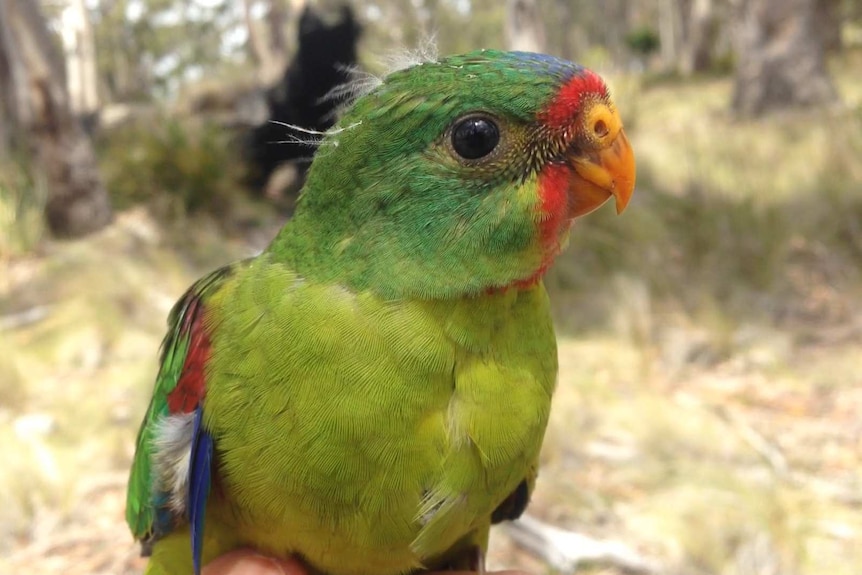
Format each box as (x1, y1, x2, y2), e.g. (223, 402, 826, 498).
(167, 299, 211, 414)
(538, 162, 570, 248)
(539, 70, 608, 130)
(509, 163, 571, 290)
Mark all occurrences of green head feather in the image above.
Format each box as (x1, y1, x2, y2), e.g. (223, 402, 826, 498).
(270, 50, 600, 299)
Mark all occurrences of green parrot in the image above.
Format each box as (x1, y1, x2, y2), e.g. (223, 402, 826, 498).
(126, 49, 636, 575)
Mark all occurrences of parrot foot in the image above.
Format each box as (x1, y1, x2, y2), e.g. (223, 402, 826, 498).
(453, 544, 485, 573)
(470, 545, 485, 575)
(427, 543, 485, 574)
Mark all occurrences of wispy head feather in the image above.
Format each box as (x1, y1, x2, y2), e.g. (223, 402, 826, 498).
(378, 36, 439, 76)
(319, 38, 440, 121)
(319, 64, 383, 122)
(276, 40, 440, 151)
(266, 120, 362, 151)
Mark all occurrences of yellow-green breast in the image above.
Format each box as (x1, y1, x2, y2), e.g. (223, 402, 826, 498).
(195, 257, 557, 575)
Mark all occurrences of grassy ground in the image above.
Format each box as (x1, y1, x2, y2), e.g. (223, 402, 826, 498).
(1, 54, 861, 575)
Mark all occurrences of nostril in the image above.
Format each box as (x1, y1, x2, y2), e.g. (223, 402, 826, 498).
(593, 119, 609, 138)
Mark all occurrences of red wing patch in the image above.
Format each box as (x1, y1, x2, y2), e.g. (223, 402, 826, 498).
(167, 299, 211, 414)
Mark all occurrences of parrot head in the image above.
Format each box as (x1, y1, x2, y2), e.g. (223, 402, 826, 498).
(276, 50, 636, 299)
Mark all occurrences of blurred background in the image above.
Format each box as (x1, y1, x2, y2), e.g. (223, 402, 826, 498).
(1, 0, 860, 573)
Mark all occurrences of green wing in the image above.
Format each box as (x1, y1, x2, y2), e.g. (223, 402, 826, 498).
(125, 263, 238, 546)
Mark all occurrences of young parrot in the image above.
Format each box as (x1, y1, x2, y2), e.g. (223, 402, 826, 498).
(126, 50, 636, 575)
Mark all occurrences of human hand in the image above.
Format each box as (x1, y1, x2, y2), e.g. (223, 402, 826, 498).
(202, 548, 529, 575)
(202, 549, 307, 575)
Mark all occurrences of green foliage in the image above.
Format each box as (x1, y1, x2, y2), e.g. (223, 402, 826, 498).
(0, 154, 45, 258)
(97, 117, 245, 218)
(803, 105, 862, 260)
(625, 26, 660, 56)
(91, 0, 245, 100)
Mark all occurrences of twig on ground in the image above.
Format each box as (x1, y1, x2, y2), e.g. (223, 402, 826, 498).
(503, 514, 660, 574)
(711, 404, 862, 506)
(711, 404, 790, 478)
(0, 304, 50, 331)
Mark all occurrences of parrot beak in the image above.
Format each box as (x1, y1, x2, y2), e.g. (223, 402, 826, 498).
(567, 128, 636, 218)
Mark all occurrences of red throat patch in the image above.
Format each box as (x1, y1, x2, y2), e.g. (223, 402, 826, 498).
(538, 163, 570, 249)
(508, 163, 571, 290)
(167, 299, 211, 414)
(539, 70, 608, 130)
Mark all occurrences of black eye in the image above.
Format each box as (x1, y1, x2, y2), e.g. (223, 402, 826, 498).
(451, 116, 500, 160)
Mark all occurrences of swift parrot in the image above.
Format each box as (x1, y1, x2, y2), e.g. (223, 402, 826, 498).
(126, 49, 636, 575)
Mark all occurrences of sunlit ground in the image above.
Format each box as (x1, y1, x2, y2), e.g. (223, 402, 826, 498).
(1, 53, 861, 575)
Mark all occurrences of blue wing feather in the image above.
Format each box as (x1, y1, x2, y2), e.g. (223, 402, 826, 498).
(189, 405, 213, 575)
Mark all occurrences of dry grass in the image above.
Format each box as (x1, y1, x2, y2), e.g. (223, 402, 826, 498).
(2, 52, 861, 575)
(0, 154, 46, 258)
(0, 209, 270, 574)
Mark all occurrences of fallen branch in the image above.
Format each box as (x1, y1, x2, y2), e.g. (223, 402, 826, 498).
(503, 514, 660, 574)
(0, 304, 50, 331)
(711, 404, 790, 478)
(711, 405, 862, 506)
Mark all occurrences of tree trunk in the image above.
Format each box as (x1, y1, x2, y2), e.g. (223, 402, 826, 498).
(61, 0, 99, 115)
(506, 0, 546, 53)
(0, 0, 25, 156)
(680, 0, 718, 74)
(0, 0, 111, 238)
(556, 0, 589, 60)
(602, 0, 631, 67)
(244, 0, 291, 85)
(816, 0, 843, 52)
(731, 0, 839, 116)
(658, 0, 683, 70)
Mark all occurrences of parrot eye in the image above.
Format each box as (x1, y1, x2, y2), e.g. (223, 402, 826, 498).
(451, 116, 500, 160)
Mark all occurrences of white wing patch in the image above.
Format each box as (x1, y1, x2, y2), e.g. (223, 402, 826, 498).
(152, 412, 195, 514)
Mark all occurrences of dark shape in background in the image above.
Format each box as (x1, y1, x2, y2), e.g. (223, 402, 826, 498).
(243, 5, 361, 204)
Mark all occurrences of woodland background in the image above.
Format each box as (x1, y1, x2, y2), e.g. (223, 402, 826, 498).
(1, 1, 861, 574)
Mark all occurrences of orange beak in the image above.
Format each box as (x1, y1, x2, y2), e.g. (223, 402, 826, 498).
(567, 128, 636, 219)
